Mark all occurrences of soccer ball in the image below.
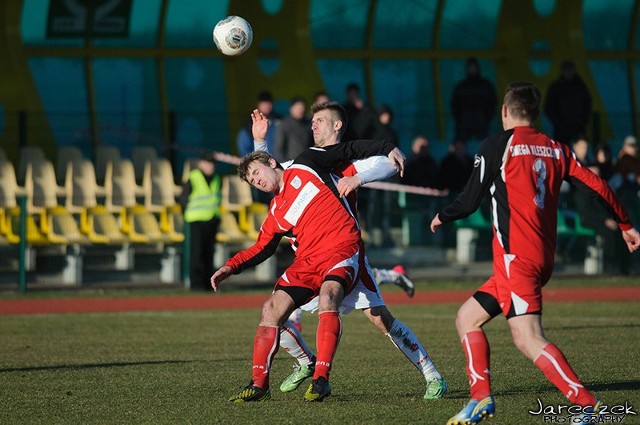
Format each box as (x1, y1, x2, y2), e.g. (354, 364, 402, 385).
(212, 16, 253, 56)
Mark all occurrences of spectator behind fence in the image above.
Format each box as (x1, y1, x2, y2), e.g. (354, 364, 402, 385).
(451, 57, 498, 143)
(437, 140, 475, 251)
(342, 82, 376, 142)
(180, 156, 221, 291)
(614, 135, 640, 224)
(237, 90, 279, 204)
(544, 60, 592, 145)
(570, 136, 592, 165)
(274, 96, 312, 163)
(574, 163, 631, 274)
(236, 90, 279, 157)
(593, 144, 616, 184)
(365, 104, 400, 246)
(399, 135, 438, 245)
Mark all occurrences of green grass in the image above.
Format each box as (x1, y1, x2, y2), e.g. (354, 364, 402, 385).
(1, 291, 639, 424)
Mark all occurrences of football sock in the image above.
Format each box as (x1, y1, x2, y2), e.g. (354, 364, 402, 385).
(280, 320, 316, 367)
(534, 343, 597, 407)
(314, 311, 342, 380)
(462, 330, 492, 400)
(288, 308, 303, 331)
(251, 325, 280, 390)
(386, 319, 442, 380)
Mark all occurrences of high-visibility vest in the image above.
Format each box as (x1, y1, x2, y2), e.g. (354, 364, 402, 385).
(184, 171, 221, 222)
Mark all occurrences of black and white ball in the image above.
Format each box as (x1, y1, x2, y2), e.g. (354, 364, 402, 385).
(213, 16, 253, 56)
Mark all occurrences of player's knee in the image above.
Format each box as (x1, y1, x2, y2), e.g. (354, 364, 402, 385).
(510, 328, 534, 357)
(260, 299, 283, 326)
(454, 309, 473, 334)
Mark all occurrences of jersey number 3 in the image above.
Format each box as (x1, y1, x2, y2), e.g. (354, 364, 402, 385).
(532, 158, 547, 209)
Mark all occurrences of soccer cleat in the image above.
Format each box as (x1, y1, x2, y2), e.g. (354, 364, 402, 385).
(424, 377, 448, 400)
(228, 383, 271, 403)
(280, 363, 314, 392)
(392, 265, 415, 298)
(572, 399, 601, 424)
(303, 377, 331, 402)
(447, 395, 496, 425)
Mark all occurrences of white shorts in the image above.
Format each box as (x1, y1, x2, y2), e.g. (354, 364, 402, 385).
(299, 259, 386, 315)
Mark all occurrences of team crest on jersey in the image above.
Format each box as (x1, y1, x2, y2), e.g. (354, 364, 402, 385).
(290, 176, 302, 189)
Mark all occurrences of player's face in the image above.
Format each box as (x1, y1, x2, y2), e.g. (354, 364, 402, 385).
(247, 160, 279, 193)
(311, 109, 338, 147)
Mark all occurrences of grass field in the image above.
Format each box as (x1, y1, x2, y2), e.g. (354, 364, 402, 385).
(1, 282, 640, 424)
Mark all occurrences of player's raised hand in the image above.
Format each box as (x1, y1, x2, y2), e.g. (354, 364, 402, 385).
(387, 147, 406, 177)
(251, 109, 269, 142)
(211, 266, 233, 292)
(622, 227, 640, 253)
(337, 175, 361, 197)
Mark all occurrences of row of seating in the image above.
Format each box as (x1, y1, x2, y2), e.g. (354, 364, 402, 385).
(0, 146, 268, 249)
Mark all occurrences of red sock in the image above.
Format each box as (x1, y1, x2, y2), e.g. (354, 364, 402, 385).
(534, 343, 596, 407)
(462, 330, 492, 400)
(314, 311, 342, 380)
(251, 325, 279, 390)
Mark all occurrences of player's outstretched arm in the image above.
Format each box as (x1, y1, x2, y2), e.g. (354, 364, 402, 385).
(211, 265, 233, 292)
(622, 227, 640, 253)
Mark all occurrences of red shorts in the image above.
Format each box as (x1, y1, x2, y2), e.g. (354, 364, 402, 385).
(275, 243, 361, 306)
(477, 253, 552, 318)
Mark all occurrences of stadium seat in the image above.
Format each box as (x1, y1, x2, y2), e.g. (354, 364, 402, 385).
(455, 209, 493, 265)
(132, 146, 158, 185)
(221, 175, 254, 232)
(46, 205, 89, 245)
(126, 204, 173, 244)
(17, 146, 46, 186)
(30, 159, 69, 214)
(107, 159, 147, 211)
(216, 211, 251, 244)
(147, 159, 181, 213)
(455, 209, 492, 230)
(94, 146, 121, 186)
(66, 159, 106, 214)
(83, 205, 129, 244)
(56, 146, 84, 185)
(245, 203, 269, 240)
(0, 160, 47, 245)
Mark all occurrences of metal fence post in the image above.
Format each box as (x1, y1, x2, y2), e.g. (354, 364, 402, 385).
(17, 194, 27, 293)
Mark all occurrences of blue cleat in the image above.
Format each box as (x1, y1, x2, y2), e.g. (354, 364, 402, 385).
(447, 395, 496, 425)
(572, 399, 601, 424)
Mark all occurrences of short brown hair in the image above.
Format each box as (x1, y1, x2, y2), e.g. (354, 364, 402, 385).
(504, 81, 541, 121)
(237, 151, 280, 183)
(311, 101, 348, 139)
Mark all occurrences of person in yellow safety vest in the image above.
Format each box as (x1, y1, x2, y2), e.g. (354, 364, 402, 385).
(180, 156, 222, 291)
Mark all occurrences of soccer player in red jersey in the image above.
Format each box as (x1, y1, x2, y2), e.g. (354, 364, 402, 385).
(212, 105, 405, 403)
(430, 81, 640, 425)
(252, 103, 447, 400)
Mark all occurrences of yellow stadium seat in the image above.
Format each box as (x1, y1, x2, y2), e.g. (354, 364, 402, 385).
(221, 175, 254, 232)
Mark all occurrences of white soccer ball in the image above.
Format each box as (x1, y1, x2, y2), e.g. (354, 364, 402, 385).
(212, 16, 253, 56)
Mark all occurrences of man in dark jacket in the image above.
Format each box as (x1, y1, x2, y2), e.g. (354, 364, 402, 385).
(544, 60, 592, 145)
